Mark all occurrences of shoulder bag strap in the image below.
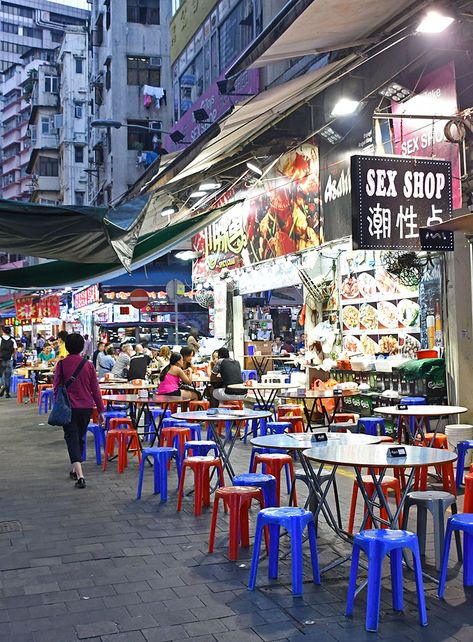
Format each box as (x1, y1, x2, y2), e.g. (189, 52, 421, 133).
(65, 358, 87, 389)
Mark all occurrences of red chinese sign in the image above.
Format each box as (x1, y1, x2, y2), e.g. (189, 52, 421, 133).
(73, 285, 99, 310)
(193, 143, 323, 279)
(14, 296, 35, 322)
(36, 294, 60, 319)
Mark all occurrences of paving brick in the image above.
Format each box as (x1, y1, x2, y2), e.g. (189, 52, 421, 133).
(183, 618, 229, 637)
(76, 620, 119, 638)
(101, 633, 147, 642)
(142, 625, 188, 641)
(118, 614, 160, 632)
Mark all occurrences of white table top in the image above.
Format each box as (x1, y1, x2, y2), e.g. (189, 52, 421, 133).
(373, 405, 467, 417)
(172, 409, 271, 422)
(303, 443, 457, 468)
(99, 383, 157, 391)
(243, 354, 295, 360)
(228, 382, 299, 391)
(251, 433, 381, 451)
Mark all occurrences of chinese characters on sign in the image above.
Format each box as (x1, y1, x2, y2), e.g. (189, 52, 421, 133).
(73, 285, 99, 310)
(351, 155, 453, 251)
(14, 294, 61, 321)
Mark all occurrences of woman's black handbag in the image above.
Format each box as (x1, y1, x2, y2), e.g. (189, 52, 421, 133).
(48, 359, 87, 426)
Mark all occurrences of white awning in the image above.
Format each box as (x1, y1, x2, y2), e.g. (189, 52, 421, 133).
(227, 0, 418, 76)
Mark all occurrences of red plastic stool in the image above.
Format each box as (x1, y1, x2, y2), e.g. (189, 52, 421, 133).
(283, 416, 305, 433)
(348, 472, 402, 534)
(91, 407, 99, 423)
(189, 400, 210, 411)
(252, 453, 296, 506)
(464, 473, 473, 512)
(103, 429, 141, 473)
(415, 433, 448, 449)
(160, 426, 192, 462)
(17, 381, 35, 404)
(109, 417, 134, 431)
(220, 401, 244, 410)
(277, 405, 302, 419)
(209, 486, 268, 560)
(378, 436, 394, 443)
(334, 413, 357, 424)
(177, 456, 225, 516)
(37, 384, 52, 404)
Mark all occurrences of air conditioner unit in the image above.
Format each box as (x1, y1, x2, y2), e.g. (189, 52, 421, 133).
(148, 57, 161, 68)
(150, 121, 162, 131)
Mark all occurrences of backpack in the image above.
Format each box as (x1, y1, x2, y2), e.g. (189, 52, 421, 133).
(0, 337, 14, 361)
(48, 359, 87, 426)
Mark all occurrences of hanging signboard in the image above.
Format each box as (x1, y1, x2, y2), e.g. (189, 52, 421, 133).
(36, 294, 60, 319)
(213, 281, 227, 339)
(14, 296, 35, 322)
(73, 285, 99, 310)
(351, 155, 454, 251)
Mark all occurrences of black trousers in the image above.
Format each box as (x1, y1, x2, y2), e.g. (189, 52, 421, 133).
(63, 408, 92, 464)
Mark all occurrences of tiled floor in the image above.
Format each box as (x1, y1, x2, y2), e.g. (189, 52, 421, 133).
(0, 399, 471, 641)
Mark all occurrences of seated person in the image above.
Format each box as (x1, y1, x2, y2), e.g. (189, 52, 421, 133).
(97, 346, 115, 379)
(111, 343, 132, 378)
(127, 345, 150, 381)
(211, 347, 247, 407)
(179, 346, 201, 400)
(15, 344, 26, 367)
(37, 343, 55, 364)
(157, 352, 198, 400)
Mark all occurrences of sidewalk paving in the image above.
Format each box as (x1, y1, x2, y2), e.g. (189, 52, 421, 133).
(0, 399, 471, 642)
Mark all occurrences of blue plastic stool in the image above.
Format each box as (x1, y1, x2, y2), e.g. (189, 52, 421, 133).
(206, 419, 233, 440)
(233, 473, 277, 507)
(85, 423, 106, 465)
(242, 370, 258, 382)
(143, 408, 172, 442)
(455, 441, 473, 488)
(266, 421, 292, 435)
(438, 513, 473, 597)
(346, 529, 427, 632)
(356, 417, 386, 437)
(137, 446, 178, 502)
(178, 422, 202, 440)
(248, 507, 320, 596)
(242, 406, 270, 443)
(38, 388, 54, 414)
(398, 396, 428, 440)
(183, 440, 218, 458)
(103, 410, 127, 431)
(161, 418, 187, 429)
(10, 374, 25, 394)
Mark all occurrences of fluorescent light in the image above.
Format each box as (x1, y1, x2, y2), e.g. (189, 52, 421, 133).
(379, 82, 414, 103)
(199, 182, 221, 190)
(189, 191, 207, 198)
(176, 250, 199, 261)
(161, 207, 176, 216)
(416, 10, 454, 33)
(331, 98, 360, 117)
(246, 161, 263, 176)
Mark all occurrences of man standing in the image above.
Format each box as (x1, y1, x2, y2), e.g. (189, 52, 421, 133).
(82, 334, 93, 360)
(0, 326, 17, 398)
(92, 341, 105, 368)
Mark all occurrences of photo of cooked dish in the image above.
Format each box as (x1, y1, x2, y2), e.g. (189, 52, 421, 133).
(342, 305, 360, 329)
(379, 335, 399, 354)
(398, 299, 421, 327)
(344, 335, 361, 353)
(378, 300, 399, 328)
(341, 275, 359, 299)
(375, 267, 399, 295)
(360, 303, 378, 329)
(357, 272, 377, 298)
(361, 335, 378, 355)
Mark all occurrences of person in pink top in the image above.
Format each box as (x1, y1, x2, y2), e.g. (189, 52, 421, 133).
(53, 333, 104, 488)
(157, 352, 198, 400)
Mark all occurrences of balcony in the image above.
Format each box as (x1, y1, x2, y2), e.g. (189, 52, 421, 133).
(31, 175, 60, 193)
(31, 91, 58, 109)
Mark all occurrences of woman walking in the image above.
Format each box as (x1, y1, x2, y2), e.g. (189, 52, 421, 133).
(53, 333, 104, 488)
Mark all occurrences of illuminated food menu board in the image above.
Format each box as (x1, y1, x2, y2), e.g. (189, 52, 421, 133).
(340, 252, 421, 357)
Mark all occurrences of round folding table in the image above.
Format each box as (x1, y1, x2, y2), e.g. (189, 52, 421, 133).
(279, 389, 358, 429)
(228, 382, 299, 411)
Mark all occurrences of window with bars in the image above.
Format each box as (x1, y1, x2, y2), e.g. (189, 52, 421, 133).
(127, 0, 160, 25)
(127, 56, 160, 85)
(127, 120, 155, 150)
(38, 156, 59, 176)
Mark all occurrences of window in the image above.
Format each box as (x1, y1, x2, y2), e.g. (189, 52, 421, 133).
(74, 103, 83, 119)
(179, 50, 204, 117)
(75, 191, 85, 205)
(49, 12, 85, 26)
(41, 116, 51, 135)
(75, 57, 84, 74)
(127, 0, 160, 25)
(2, 2, 33, 18)
(219, 0, 254, 71)
(105, 58, 111, 90)
(127, 120, 154, 150)
(23, 26, 42, 39)
(74, 146, 84, 163)
(38, 156, 59, 177)
(105, 0, 111, 29)
(127, 56, 160, 86)
(95, 13, 104, 46)
(51, 30, 63, 43)
(2, 21, 18, 34)
(44, 75, 58, 93)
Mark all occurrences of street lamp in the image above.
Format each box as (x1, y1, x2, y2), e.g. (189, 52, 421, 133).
(90, 120, 189, 144)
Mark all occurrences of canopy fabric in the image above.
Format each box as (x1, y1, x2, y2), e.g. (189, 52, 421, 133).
(0, 194, 149, 267)
(0, 202, 240, 289)
(226, 0, 418, 76)
(425, 213, 473, 233)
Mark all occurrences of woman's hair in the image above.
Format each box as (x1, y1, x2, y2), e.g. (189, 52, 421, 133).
(217, 347, 230, 359)
(57, 330, 68, 343)
(159, 351, 182, 381)
(106, 346, 115, 356)
(65, 333, 84, 355)
(159, 345, 171, 359)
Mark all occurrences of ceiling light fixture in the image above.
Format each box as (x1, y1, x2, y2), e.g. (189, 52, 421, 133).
(378, 82, 415, 103)
(199, 182, 222, 190)
(331, 98, 360, 117)
(189, 191, 207, 198)
(176, 250, 200, 261)
(318, 125, 342, 144)
(246, 161, 263, 176)
(416, 10, 454, 33)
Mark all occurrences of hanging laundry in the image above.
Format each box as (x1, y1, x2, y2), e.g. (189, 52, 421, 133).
(143, 85, 165, 109)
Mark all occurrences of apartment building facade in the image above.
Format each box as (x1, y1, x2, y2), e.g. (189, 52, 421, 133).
(89, 0, 173, 206)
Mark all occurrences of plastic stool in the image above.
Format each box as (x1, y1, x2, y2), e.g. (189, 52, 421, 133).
(137, 447, 177, 502)
(282, 416, 305, 433)
(103, 410, 127, 431)
(266, 421, 292, 435)
(402, 490, 461, 570)
(103, 428, 141, 473)
(277, 405, 302, 419)
(289, 472, 340, 534)
(189, 400, 209, 411)
(209, 486, 266, 560)
(249, 507, 320, 596)
(176, 422, 202, 440)
(357, 417, 386, 436)
(109, 417, 134, 431)
(85, 423, 106, 465)
(233, 473, 277, 507)
(464, 473, 473, 512)
(243, 412, 269, 443)
(37, 383, 52, 403)
(177, 456, 224, 516)
(334, 413, 357, 424)
(38, 388, 54, 414)
(346, 529, 427, 632)
(455, 440, 473, 488)
(248, 447, 291, 495)
(183, 440, 218, 458)
(241, 370, 258, 382)
(348, 474, 402, 534)
(438, 513, 473, 597)
(252, 453, 296, 506)
(10, 374, 25, 394)
(17, 381, 34, 404)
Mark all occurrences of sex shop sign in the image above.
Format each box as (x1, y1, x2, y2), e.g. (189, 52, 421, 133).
(351, 155, 454, 252)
